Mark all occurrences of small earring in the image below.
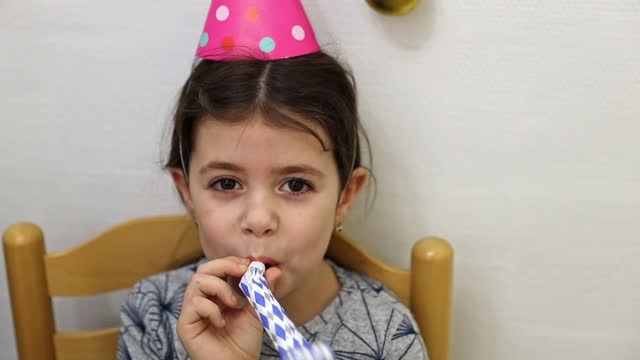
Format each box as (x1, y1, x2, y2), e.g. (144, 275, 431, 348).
(336, 225, 343, 233)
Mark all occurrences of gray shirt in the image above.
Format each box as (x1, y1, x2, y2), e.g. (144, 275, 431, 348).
(117, 259, 428, 359)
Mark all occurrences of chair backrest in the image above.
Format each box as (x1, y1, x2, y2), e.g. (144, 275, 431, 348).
(3, 215, 452, 360)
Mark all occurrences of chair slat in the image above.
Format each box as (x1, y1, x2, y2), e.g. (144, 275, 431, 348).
(45, 215, 202, 296)
(327, 232, 411, 307)
(54, 327, 119, 360)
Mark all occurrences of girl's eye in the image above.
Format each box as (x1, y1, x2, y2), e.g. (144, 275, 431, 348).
(211, 178, 241, 191)
(281, 178, 312, 194)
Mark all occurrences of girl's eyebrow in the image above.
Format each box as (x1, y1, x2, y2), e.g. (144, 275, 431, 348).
(199, 161, 325, 178)
(273, 165, 325, 178)
(199, 161, 243, 176)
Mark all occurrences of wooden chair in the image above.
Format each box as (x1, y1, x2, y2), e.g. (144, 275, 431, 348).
(3, 215, 453, 360)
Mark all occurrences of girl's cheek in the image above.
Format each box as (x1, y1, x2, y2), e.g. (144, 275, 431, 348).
(202, 220, 250, 255)
(198, 223, 232, 257)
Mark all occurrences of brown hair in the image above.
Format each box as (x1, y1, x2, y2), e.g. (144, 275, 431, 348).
(165, 50, 372, 192)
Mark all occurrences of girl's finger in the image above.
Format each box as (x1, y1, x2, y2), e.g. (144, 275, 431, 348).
(180, 293, 222, 326)
(195, 256, 250, 279)
(192, 296, 225, 328)
(183, 257, 249, 300)
(193, 273, 240, 309)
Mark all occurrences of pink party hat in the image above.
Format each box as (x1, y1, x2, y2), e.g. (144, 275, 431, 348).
(196, 0, 321, 61)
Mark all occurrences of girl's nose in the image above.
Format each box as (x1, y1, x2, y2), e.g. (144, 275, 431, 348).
(240, 193, 279, 238)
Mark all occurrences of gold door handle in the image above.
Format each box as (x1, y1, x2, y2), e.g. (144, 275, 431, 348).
(366, 0, 421, 15)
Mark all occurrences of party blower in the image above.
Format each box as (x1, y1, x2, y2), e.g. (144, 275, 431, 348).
(239, 262, 335, 360)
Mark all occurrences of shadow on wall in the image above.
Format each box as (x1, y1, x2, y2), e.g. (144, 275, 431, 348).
(369, 0, 437, 50)
(342, 122, 430, 267)
(451, 269, 499, 360)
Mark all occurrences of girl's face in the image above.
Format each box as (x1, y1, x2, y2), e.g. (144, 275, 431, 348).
(176, 114, 345, 301)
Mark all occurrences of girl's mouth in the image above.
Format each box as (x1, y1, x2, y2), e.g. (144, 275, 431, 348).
(249, 256, 280, 269)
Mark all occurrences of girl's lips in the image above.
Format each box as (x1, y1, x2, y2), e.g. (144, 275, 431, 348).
(249, 256, 280, 267)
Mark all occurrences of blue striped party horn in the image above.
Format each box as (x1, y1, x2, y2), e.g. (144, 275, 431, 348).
(239, 261, 334, 360)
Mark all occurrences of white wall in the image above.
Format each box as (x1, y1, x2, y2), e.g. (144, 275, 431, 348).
(1, 1, 638, 359)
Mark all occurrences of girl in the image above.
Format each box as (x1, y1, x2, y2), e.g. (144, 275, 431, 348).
(117, 1, 427, 359)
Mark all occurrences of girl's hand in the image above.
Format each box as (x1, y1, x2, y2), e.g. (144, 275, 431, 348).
(177, 256, 281, 360)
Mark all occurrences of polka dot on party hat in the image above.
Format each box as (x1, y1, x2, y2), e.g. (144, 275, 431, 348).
(221, 36, 235, 52)
(196, 0, 320, 61)
(291, 25, 305, 41)
(199, 32, 209, 47)
(216, 5, 230, 21)
(245, 6, 260, 22)
(260, 37, 276, 53)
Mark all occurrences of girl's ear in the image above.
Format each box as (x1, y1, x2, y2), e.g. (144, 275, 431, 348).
(335, 167, 369, 226)
(169, 168, 195, 215)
